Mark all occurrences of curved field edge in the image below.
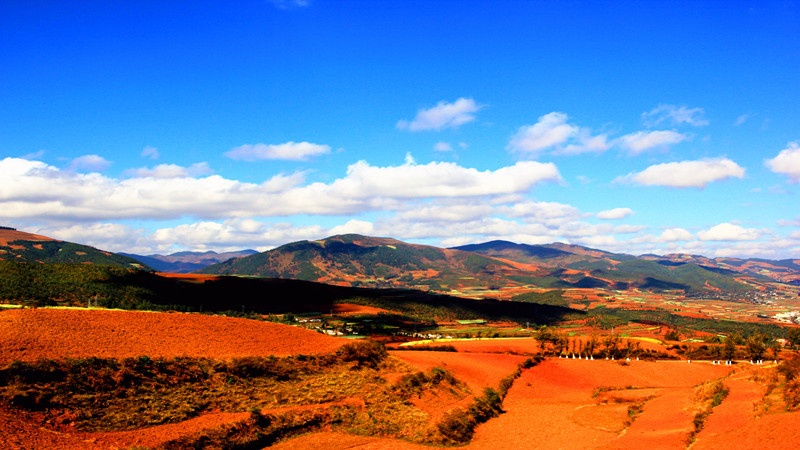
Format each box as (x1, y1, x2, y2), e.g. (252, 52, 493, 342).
(0, 342, 542, 449)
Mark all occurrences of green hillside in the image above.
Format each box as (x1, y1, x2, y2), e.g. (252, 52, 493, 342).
(0, 227, 144, 269)
(201, 234, 514, 287)
(1, 239, 145, 268)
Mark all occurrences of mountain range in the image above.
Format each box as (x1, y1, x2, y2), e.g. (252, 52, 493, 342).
(121, 249, 258, 273)
(3, 226, 799, 296)
(199, 234, 800, 295)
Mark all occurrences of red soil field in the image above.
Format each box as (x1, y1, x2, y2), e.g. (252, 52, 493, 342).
(692, 364, 800, 449)
(693, 408, 800, 449)
(269, 431, 433, 450)
(329, 303, 396, 316)
(0, 308, 347, 364)
(469, 358, 732, 449)
(391, 350, 528, 394)
(155, 272, 221, 281)
(0, 406, 255, 450)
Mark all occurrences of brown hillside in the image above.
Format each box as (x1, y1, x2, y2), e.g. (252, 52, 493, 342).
(0, 229, 56, 246)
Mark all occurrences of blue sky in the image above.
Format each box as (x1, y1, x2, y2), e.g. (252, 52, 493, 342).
(1, 0, 799, 258)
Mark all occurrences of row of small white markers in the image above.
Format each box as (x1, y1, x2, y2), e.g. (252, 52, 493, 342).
(558, 355, 638, 361)
(706, 360, 776, 365)
(557, 355, 779, 365)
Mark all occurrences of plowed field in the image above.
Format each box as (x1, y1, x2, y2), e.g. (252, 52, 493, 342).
(0, 308, 347, 364)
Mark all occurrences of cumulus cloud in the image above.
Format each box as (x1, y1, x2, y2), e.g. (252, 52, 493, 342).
(765, 141, 800, 183)
(697, 223, 762, 241)
(597, 208, 633, 220)
(642, 104, 709, 127)
(123, 163, 213, 179)
(326, 159, 561, 199)
(150, 219, 323, 251)
(328, 219, 375, 236)
(0, 157, 560, 222)
(558, 130, 611, 155)
(658, 228, 694, 242)
(224, 141, 331, 161)
(70, 154, 112, 172)
(617, 157, 745, 188)
(615, 130, 687, 155)
(33, 223, 144, 253)
(507, 112, 612, 157)
(141, 146, 159, 160)
(397, 98, 482, 131)
(507, 112, 578, 155)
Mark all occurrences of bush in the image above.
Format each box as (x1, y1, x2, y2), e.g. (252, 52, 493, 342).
(785, 379, 800, 410)
(778, 357, 800, 382)
(435, 408, 475, 444)
(336, 340, 387, 368)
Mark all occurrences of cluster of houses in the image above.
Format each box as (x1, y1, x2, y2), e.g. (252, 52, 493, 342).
(773, 311, 800, 324)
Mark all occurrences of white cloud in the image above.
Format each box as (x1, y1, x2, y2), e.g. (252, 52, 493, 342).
(507, 112, 611, 157)
(617, 157, 745, 188)
(124, 163, 213, 179)
(501, 201, 584, 225)
(328, 219, 375, 236)
(507, 112, 578, 155)
(70, 154, 112, 172)
(150, 219, 323, 252)
(434, 142, 453, 152)
(765, 141, 800, 183)
(141, 146, 159, 160)
(400, 202, 495, 223)
(558, 130, 612, 155)
(615, 130, 687, 155)
(697, 223, 762, 241)
(642, 104, 708, 127)
(21, 150, 45, 160)
(34, 223, 143, 253)
(0, 157, 560, 222)
(658, 228, 694, 242)
(325, 159, 561, 199)
(224, 141, 331, 161)
(597, 208, 633, 220)
(397, 98, 482, 131)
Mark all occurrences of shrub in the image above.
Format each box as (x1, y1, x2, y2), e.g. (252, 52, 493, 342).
(778, 357, 800, 382)
(784, 379, 800, 410)
(336, 340, 387, 368)
(435, 408, 475, 444)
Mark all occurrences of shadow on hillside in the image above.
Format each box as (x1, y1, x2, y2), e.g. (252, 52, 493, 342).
(98, 272, 581, 325)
